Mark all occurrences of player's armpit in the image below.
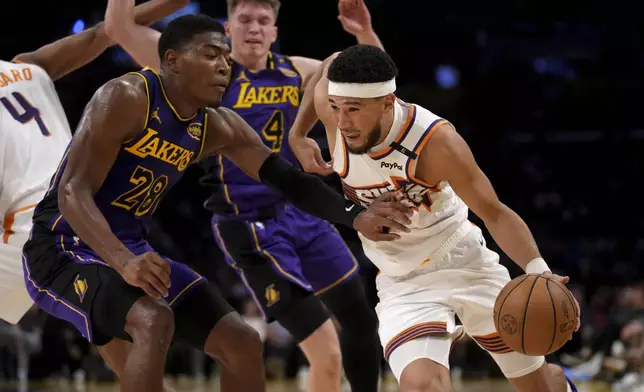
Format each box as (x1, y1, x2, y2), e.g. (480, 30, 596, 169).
(58, 75, 147, 271)
(416, 124, 541, 268)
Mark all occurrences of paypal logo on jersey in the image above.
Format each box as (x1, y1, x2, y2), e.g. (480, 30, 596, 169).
(381, 161, 403, 170)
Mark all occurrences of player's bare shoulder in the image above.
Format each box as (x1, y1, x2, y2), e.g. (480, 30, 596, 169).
(79, 74, 149, 143)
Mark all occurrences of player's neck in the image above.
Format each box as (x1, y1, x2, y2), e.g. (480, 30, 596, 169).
(231, 52, 270, 72)
(160, 73, 200, 118)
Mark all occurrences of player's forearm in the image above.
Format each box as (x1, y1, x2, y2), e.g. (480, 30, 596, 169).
(104, 0, 167, 71)
(59, 185, 133, 273)
(355, 28, 384, 50)
(13, 25, 111, 81)
(259, 153, 364, 227)
(484, 204, 545, 273)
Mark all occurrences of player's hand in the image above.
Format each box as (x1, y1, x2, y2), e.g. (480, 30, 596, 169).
(121, 251, 171, 300)
(338, 0, 374, 37)
(353, 192, 412, 241)
(289, 135, 334, 176)
(542, 272, 581, 333)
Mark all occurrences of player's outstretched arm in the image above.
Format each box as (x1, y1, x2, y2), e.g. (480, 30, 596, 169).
(104, 0, 176, 72)
(414, 123, 549, 273)
(13, 0, 187, 81)
(201, 107, 412, 241)
(416, 122, 581, 330)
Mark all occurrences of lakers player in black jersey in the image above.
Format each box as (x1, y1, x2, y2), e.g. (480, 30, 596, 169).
(23, 14, 410, 392)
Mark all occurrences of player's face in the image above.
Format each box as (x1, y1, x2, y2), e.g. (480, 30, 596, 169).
(226, 1, 278, 60)
(170, 33, 231, 107)
(329, 96, 387, 155)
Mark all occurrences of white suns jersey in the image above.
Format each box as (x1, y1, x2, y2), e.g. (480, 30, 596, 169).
(332, 100, 469, 277)
(0, 60, 71, 246)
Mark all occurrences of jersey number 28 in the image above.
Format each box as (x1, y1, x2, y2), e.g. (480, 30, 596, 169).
(1, 92, 50, 136)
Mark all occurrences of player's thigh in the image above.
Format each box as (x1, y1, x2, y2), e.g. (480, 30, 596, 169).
(295, 217, 359, 296)
(376, 272, 458, 380)
(213, 219, 330, 342)
(453, 261, 545, 378)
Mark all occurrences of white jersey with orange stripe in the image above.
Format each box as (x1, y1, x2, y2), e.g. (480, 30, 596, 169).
(332, 99, 469, 277)
(0, 60, 71, 246)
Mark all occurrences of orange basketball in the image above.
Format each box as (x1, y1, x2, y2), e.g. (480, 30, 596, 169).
(493, 274, 577, 356)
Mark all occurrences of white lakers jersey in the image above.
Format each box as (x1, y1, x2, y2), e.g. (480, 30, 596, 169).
(332, 100, 470, 277)
(0, 60, 71, 246)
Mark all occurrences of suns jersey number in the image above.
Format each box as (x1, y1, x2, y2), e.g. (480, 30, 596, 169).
(111, 166, 169, 216)
(261, 110, 284, 152)
(1, 92, 50, 136)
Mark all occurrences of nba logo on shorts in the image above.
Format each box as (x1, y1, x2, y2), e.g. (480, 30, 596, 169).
(73, 275, 88, 303)
(264, 284, 280, 307)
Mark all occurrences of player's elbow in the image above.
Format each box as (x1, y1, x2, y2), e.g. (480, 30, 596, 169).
(57, 179, 85, 217)
(103, 15, 131, 42)
(477, 201, 508, 227)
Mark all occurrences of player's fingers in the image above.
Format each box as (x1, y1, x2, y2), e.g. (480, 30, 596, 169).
(373, 216, 409, 233)
(141, 282, 162, 300)
(146, 272, 169, 298)
(313, 148, 332, 169)
(375, 205, 411, 225)
(148, 254, 171, 276)
(384, 200, 413, 215)
(149, 264, 171, 289)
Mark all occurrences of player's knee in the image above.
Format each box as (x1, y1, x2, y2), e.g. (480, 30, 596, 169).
(399, 359, 452, 392)
(204, 313, 263, 369)
(125, 297, 174, 346)
(301, 320, 343, 379)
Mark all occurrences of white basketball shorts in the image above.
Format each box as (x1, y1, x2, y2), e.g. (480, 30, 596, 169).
(374, 225, 545, 381)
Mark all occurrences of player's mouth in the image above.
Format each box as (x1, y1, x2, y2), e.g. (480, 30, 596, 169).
(211, 82, 227, 92)
(343, 132, 360, 140)
(245, 39, 263, 46)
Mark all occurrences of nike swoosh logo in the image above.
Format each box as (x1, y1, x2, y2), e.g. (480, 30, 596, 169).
(345, 205, 355, 212)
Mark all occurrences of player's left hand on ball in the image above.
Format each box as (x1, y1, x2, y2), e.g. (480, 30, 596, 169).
(542, 272, 581, 333)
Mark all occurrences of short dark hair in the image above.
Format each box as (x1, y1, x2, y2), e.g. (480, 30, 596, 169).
(227, 0, 280, 19)
(328, 44, 398, 84)
(158, 14, 226, 61)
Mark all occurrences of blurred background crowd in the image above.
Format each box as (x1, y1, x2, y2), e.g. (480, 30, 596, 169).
(1, 0, 642, 390)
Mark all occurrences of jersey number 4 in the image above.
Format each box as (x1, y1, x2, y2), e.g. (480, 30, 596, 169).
(111, 166, 169, 217)
(262, 110, 284, 152)
(0, 92, 50, 136)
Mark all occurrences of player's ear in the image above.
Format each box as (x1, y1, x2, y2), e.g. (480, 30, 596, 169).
(165, 49, 181, 74)
(382, 93, 396, 111)
(225, 20, 232, 39)
(270, 26, 278, 44)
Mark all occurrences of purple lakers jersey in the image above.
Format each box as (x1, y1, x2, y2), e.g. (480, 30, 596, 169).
(32, 68, 207, 239)
(201, 52, 301, 219)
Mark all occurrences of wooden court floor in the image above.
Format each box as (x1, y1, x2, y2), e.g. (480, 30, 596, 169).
(0, 379, 609, 392)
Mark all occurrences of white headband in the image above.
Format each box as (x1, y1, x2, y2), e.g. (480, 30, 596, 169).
(328, 78, 396, 98)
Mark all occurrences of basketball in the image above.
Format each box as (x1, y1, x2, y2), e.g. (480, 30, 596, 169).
(493, 274, 577, 356)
